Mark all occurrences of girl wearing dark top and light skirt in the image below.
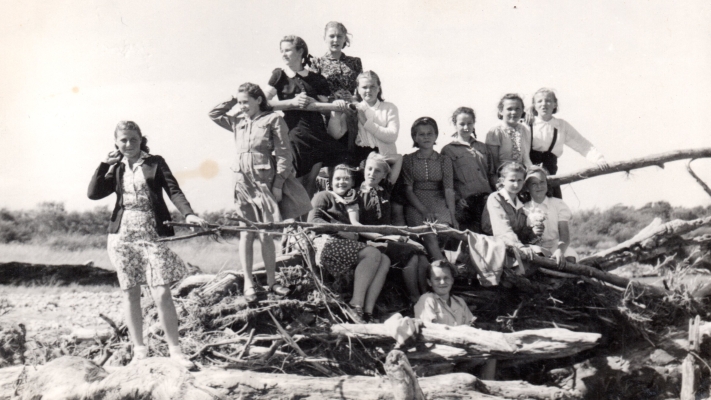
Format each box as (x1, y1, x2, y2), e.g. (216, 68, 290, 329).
(87, 121, 208, 367)
(264, 35, 349, 197)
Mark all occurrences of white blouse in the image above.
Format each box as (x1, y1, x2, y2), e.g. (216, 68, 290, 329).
(530, 117, 605, 163)
(356, 100, 399, 155)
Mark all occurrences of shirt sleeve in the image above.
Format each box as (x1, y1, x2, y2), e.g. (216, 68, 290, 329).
(414, 294, 439, 324)
(208, 98, 239, 132)
(402, 154, 414, 186)
(307, 192, 334, 224)
(485, 127, 502, 146)
(454, 296, 475, 326)
(519, 124, 533, 167)
(362, 103, 399, 144)
(560, 120, 606, 163)
(354, 57, 363, 75)
(442, 154, 454, 189)
(555, 199, 573, 222)
(486, 193, 521, 245)
(157, 156, 195, 217)
(271, 115, 293, 189)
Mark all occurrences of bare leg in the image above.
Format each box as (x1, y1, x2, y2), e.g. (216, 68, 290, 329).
(402, 255, 422, 303)
(417, 255, 430, 296)
(260, 233, 277, 287)
(239, 231, 256, 292)
(391, 203, 406, 226)
(123, 285, 144, 347)
(349, 246, 382, 308)
(423, 233, 445, 261)
(299, 162, 323, 199)
(363, 255, 390, 314)
(149, 284, 180, 347)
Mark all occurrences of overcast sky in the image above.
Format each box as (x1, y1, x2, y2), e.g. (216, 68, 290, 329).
(1, 0, 710, 213)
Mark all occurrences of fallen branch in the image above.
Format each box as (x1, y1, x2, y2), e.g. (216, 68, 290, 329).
(548, 147, 711, 186)
(687, 159, 711, 198)
(331, 322, 600, 361)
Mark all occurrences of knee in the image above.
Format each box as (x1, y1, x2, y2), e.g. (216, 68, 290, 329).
(123, 286, 141, 303)
(380, 255, 391, 270)
(241, 231, 256, 241)
(150, 285, 172, 306)
(359, 246, 381, 262)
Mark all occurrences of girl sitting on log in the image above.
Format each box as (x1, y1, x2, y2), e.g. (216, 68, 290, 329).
(441, 107, 493, 233)
(485, 94, 533, 187)
(402, 117, 457, 260)
(354, 152, 430, 304)
(87, 121, 208, 367)
(263, 35, 350, 197)
(209, 83, 312, 302)
(527, 88, 609, 198)
(522, 166, 578, 266)
(308, 164, 391, 323)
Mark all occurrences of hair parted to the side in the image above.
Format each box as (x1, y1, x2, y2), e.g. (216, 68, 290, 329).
(495, 161, 527, 190)
(497, 93, 526, 120)
(451, 106, 477, 139)
(365, 151, 391, 176)
(427, 260, 458, 281)
(410, 117, 439, 148)
(329, 163, 358, 185)
(354, 70, 385, 102)
(114, 121, 150, 153)
(238, 83, 273, 112)
(531, 88, 559, 116)
(280, 35, 312, 67)
(324, 21, 352, 48)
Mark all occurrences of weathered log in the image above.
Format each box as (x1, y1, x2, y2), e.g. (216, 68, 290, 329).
(384, 350, 426, 400)
(548, 147, 711, 186)
(580, 216, 711, 271)
(332, 322, 600, 361)
(681, 316, 701, 400)
(0, 262, 118, 286)
(0, 356, 222, 400)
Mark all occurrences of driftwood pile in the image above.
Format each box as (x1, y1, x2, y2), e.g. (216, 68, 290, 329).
(2, 148, 711, 399)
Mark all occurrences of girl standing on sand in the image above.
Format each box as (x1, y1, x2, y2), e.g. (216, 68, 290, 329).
(88, 121, 208, 367)
(209, 83, 312, 302)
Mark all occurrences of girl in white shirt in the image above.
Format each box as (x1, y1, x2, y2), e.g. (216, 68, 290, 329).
(329, 71, 402, 184)
(528, 88, 609, 197)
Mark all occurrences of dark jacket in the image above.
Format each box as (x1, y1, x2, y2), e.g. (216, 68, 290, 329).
(87, 155, 195, 237)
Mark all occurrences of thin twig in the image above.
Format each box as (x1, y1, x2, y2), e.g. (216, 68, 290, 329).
(687, 159, 711, 198)
(267, 310, 333, 376)
(237, 328, 255, 360)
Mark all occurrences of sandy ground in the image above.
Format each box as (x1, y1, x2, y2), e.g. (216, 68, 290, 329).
(0, 285, 123, 342)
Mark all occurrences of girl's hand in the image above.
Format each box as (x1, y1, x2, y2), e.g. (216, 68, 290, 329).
(596, 160, 610, 171)
(272, 187, 283, 202)
(458, 199, 468, 209)
(552, 249, 566, 267)
(292, 93, 314, 109)
(185, 214, 209, 231)
(424, 211, 438, 223)
(522, 107, 535, 125)
(105, 150, 122, 165)
(451, 219, 460, 230)
(532, 224, 545, 237)
(338, 231, 359, 241)
(332, 99, 350, 113)
(357, 109, 368, 125)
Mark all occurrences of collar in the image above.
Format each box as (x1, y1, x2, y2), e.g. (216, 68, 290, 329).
(498, 189, 523, 210)
(359, 182, 383, 193)
(415, 150, 439, 160)
(283, 68, 309, 78)
(360, 99, 381, 110)
(449, 135, 476, 147)
(121, 151, 150, 167)
(321, 52, 347, 61)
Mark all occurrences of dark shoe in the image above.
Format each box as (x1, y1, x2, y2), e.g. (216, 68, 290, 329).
(268, 284, 290, 296)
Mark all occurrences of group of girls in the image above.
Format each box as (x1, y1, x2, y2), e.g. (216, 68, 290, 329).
(87, 20, 608, 365)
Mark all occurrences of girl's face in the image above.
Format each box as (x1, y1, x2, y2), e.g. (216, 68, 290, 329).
(357, 77, 380, 105)
(501, 99, 524, 126)
(236, 92, 261, 118)
(533, 93, 557, 119)
(414, 124, 437, 150)
(428, 266, 454, 298)
(115, 129, 142, 160)
(363, 159, 387, 187)
(454, 113, 475, 140)
(502, 171, 525, 195)
(324, 27, 346, 53)
(331, 169, 354, 196)
(280, 41, 303, 69)
(526, 174, 548, 202)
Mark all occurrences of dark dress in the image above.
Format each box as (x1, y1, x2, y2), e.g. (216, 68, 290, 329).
(268, 68, 347, 177)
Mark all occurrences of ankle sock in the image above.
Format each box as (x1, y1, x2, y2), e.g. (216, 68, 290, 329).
(133, 345, 148, 360)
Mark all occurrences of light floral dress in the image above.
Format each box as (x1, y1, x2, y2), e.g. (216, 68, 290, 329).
(107, 153, 186, 290)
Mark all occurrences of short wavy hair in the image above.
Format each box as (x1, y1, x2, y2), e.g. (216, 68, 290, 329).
(531, 88, 559, 116)
(410, 117, 439, 148)
(238, 83, 273, 112)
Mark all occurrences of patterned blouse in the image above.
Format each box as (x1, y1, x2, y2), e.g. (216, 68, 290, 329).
(313, 52, 363, 96)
